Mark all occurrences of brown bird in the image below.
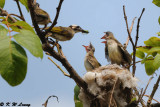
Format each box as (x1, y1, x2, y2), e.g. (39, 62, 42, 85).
(101, 31, 132, 67)
(33, 3, 52, 28)
(83, 43, 101, 72)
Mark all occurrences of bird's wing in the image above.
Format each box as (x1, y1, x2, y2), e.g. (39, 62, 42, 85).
(50, 27, 71, 35)
(35, 9, 49, 19)
(87, 53, 101, 69)
(105, 44, 110, 62)
(118, 44, 132, 64)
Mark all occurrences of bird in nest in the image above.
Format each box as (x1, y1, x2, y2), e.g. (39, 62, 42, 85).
(101, 31, 132, 68)
(83, 43, 101, 72)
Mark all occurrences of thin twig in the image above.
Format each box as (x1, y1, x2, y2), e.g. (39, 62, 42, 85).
(138, 76, 153, 103)
(132, 8, 145, 77)
(48, 57, 70, 77)
(144, 95, 160, 103)
(136, 46, 152, 48)
(9, 14, 25, 21)
(123, 5, 135, 47)
(133, 87, 146, 107)
(45, 0, 64, 35)
(124, 17, 137, 49)
(108, 78, 117, 107)
(14, 0, 25, 21)
(147, 75, 160, 106)
(42, 95, 59, 107)
(0, 8, 17, 23)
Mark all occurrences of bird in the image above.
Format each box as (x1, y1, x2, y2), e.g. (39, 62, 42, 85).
(45, 25, 89, 54)
(83, 43, 101, 72)
(45, 25, 89, 41)
(33, 3, 52, 28)
(101, 31, 132, 68)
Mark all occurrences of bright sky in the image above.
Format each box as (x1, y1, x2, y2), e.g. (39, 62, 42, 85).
(0, 0, 160, 107)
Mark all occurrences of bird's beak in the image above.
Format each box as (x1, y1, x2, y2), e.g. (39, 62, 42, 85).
(82, 45, 88, 48)
(82, 45, 89, 50)
(101, 41, 107, 44)
(81, 29, 89, 34)
(101, 35, 106, 39)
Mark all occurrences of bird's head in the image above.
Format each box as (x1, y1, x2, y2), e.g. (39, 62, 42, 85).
(101, 31, 114, 40)
(82, 42, 95, 53)
(69, 25, 89, 34)
(33, 3, 40, 9)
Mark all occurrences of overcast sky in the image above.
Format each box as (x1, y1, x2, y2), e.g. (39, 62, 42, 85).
(0, 0, 160, 107)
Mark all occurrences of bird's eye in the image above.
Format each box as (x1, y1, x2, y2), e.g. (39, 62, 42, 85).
(77, 26, 80, 28)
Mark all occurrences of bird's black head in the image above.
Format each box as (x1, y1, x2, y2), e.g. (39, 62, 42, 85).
(69, 25, 89, 33)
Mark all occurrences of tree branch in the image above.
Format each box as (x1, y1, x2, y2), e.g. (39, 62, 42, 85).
(144, 95, 160, 103)
(124, 17, 136, 49)
(123, 6, 145, 77)
(48, 57, 70, 77)
(0, 8, 17, 23)
(147, 75, 160, 106)
(123, 5, 135, 47)
(44, 0, 64, 35)
(132, 8, 145, 76)
(28, 0, 95, 99)
(138, 76, 153, 103)
(14, 0, 25, 21)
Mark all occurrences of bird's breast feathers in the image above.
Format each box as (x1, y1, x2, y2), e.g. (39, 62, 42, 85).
(107, 40, 122, 64)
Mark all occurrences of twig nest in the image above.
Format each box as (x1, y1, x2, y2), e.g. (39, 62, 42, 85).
(79, 64, 138, 107)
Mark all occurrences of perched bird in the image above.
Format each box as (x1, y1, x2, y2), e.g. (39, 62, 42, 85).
(46, 25, 89, 41)
(101, 31, 132, 67)
(33, 3, 51, 27)
(46, 25, 89, 54)
(83, 43, 101, 72)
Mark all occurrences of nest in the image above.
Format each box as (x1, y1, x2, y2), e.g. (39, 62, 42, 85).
(79, 64, 138, 107)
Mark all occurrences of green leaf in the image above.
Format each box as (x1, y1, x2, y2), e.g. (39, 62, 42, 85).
(148, 47, 160, 53)
(74, 85, 83, 107)
(12, 21, 35, 33)
(152, 52, 157, 57)
(153, 54, 160, 70)
(13, 30, 43, 59)
(0, 25, 8, 38)
(10, 26, 21, 32)
(137, 47, 151, 53)
(74, 85, 80, 101)
(19, 0, 29, 12)
(131, 97, 137, 102)
(75, 101, 83, 107)
(144, 56, 156, 75)
(0, 37, 27, 86)
(157, 32, 160, 36)
(159, 16, 160, 25)
(0, 0, 5, 8)
(135, 50, 145, 59)
(152, 0, 160, 7)
(144, 37, 160, 47)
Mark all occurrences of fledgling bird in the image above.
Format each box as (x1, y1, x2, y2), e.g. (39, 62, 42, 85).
(33, 3, 52, 28)
(83, 43, 101, 72)
(101, 31, 132, 67)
